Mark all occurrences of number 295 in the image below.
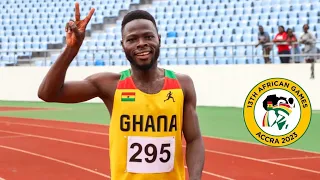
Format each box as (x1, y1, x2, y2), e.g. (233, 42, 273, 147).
(129, 143, 171, 163)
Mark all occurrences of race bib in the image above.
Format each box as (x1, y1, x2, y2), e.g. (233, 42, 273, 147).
(126, 136, 175, 174)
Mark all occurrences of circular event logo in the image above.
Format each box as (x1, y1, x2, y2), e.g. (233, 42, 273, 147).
(243, 78, 312, 147)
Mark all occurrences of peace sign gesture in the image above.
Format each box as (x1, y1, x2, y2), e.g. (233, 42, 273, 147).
(65, 2, 95, 49)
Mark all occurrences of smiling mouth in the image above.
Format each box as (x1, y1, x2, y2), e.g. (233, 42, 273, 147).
(136, 51, 151, 56)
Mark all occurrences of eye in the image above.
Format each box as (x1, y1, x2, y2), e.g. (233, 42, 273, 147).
(126, 38, 135, 42)
(145, 35, 154, 39)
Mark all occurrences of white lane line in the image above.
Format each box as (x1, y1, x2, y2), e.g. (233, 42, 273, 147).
(184, 166, 235, 180)
(204, 148, 320, 174)
(0, 135, 28, 139)
(0, 145, 110, 179)
(1, 129, 320, 175)
(266, 156, 320, 161)
(203, 135, 320, 155)
(2, 120, 319, 155)
(0, 130, 108, 151)
(0, 122, 107, 135)
(0, 130, 234, 179)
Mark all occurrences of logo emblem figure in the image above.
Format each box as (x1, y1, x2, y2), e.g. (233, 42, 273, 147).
(164, 91, 175, 102)
(262, 95, 296, 131)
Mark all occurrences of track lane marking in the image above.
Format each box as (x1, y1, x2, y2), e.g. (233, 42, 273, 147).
(0, 130, 108, 151)
(0, 121, 107, 135)
(203, 135, 320, 155)
(266, 156, 320, 161)
(1, 119, 319, 155)
(183, 166, 235, 180)
(0, 145, 110, 179)
(204, 149, 320, 174)
(0, 129, 319, 175)
(0, 135, 28, 139)
(0, 130, 234, 179)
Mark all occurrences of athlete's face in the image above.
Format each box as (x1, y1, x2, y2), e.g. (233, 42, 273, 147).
(121, 19, 161, 71)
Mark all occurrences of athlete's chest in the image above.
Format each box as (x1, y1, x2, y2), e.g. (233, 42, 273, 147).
(112, 89, 184, 133)
(132, 77, 165, 94)
(110, 69, 184, 131)
(114, 89, 183, 113)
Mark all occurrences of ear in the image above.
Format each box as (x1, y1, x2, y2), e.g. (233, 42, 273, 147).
(121, 40, 124, 52)
(121, 39, 124, 47)
(158, 34, 161, 47)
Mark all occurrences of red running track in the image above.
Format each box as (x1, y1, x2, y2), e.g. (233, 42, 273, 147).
(0, 116, 320, 180)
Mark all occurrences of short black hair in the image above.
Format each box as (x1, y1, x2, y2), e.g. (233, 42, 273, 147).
(121, 10, 157, 32)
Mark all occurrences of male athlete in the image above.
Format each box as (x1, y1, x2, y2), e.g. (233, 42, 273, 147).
(38, 3, 205, 180)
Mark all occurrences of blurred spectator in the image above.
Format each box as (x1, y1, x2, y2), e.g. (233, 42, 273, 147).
(299, 24, 317, 63)
(273, 26, 291, 63)
(286, 28, 302, 63)
(255, 25, 272, 63)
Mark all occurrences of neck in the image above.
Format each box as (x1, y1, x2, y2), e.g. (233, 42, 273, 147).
(131, 64, 162, 83)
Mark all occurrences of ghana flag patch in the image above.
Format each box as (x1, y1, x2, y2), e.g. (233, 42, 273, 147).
(121, 92, 135, 102)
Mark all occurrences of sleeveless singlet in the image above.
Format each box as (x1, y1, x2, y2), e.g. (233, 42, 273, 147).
(109, 68, 185, 180)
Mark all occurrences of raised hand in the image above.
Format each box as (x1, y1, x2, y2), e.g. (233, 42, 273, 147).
(65, 2, 95, 48)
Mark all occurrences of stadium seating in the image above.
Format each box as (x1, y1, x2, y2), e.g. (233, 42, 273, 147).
(0, 0, 319, 66)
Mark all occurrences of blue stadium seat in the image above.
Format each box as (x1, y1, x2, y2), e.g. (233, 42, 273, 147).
(78, 61, 87, 66)
(94, 59, 105, 66)
(177, 48, 186, 58)
(1, 0, 319, 66)
(216, 59, 228, 64)
(167, 49, 177, 59)
(203, 36, 212, 44)
(235, 58, 248, 64)
(196, 58, 209, 65)
(167, 31, 177, 38)
(168, 59, 178, 65)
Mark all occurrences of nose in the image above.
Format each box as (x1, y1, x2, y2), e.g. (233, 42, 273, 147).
(137, 38, 148, 48)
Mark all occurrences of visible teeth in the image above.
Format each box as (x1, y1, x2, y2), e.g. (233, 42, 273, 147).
(137, 52, 150, 56)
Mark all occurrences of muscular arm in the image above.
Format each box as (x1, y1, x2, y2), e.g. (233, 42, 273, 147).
(37, 4, 103, 103)
(38, 47, 100, 103)
(178, 74, 205, 180)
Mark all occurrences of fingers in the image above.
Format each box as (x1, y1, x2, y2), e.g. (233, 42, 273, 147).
(65, 20, 81, 39)
(65, 20, 74, 34)
(75, 2, 80, 21)
(65, 21, 71, 34)
(68, 21, 81, 38)
(83, 8, 95, 26)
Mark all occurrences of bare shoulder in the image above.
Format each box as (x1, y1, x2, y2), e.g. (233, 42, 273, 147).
(175, 72, 195, 97)
(85, 72, 121, 83)
(175, 73, 194, 88)
(85, 72, 121, 98)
